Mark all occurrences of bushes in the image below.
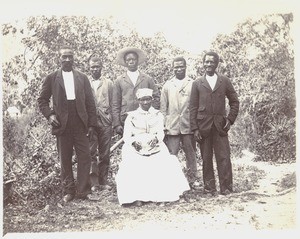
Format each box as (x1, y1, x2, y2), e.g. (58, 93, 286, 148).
(3, 110, 61, 207)
(210, 13, 295, 163)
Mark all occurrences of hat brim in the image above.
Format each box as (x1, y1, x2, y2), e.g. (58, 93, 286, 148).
(116, 47, 147, 66)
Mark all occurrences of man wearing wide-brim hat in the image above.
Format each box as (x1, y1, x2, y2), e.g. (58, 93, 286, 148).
(112, 47, 160, 135)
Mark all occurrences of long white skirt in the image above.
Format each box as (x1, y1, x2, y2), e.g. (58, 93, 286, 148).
(115, 143, 190, 205)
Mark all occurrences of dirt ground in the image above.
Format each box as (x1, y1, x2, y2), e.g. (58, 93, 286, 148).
(3, 150, 298, 238)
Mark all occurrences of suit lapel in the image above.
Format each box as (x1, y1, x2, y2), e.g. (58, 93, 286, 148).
(73, 70, 83, 96)
(200, 76, 212, 91)
(134, 73, 144, 89)
(212, 75, 222, 92)
(179, 78, 191, 93)
(123, 74, 135, 87)
(56, 69, 65, 91)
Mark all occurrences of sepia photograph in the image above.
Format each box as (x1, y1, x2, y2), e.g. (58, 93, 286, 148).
(1, 0, 299, 238)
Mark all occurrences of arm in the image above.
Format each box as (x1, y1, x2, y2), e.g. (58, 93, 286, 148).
(84, 75, 97, 128)
(37, 73, 54, 119)
(153, 112, 165, 142)
(111, 80, 122, 128)
(160, 83, 168, 129)
(122, 114, 136, 145)
(107, 80, 114, 117)
(189, 80, 199, 132)
(225, 78, 239, 125)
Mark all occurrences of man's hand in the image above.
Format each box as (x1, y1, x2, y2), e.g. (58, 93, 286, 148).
(87, 127, 95, 141)
(194, 130, 202, 143)
(223, 118, 231, 131)
(132, 141, 142, 152)
(48, 115, 60, 127)
(115, 125, 124, 135)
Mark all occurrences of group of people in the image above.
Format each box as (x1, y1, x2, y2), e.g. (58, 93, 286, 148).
(38, 45, 239, 207)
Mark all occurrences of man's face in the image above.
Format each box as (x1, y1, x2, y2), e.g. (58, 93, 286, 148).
(203, 55, 218, 76)
(59, 48, 74, 72)
(138, 96, 152, 111)
(89, 61, 102, 80)
(173, 60, 186, 80)
(124, 52, 138, 72)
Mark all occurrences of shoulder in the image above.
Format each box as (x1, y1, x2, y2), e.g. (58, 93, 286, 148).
(139, 72, 153, 80)
(115, 73, 127, 82)
(125, 110, 138, 120)
(217, 73, 230, 81)
(46, 70, 59, 79)
(74, 69, 89, 79)
(192, 76, 202, 85)
(103, 78, 113, 85)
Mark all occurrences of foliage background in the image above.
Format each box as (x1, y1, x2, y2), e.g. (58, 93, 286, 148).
(2, 13, 295, 208)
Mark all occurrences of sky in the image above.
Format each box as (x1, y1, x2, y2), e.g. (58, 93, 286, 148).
(0, 0, 298, 56)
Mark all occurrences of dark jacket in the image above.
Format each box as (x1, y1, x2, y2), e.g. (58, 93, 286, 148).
(189, 74, 239, 137)
(38, 69, 97, 135)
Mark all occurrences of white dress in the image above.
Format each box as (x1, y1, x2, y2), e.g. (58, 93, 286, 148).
(115, 107, 190, 205)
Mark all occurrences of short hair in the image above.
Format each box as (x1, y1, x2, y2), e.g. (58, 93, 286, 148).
(58, 44, 73, 55)
(172, 56, 186, 66)
(89, 56, 103, 66)
(203, 51, 219, 65)
(124, 51, 138, 61)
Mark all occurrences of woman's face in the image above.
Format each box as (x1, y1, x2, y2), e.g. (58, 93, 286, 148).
(138, 96, 152, 111)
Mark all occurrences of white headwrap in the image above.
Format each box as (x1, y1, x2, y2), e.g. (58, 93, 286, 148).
(136, 88, 153, 99)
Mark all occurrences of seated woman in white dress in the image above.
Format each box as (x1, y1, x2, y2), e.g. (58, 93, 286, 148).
(115, 88, 190, 207)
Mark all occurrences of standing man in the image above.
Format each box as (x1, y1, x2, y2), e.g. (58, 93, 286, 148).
(88, 56, 113, 191)
(160, 56, 198, 187)
(190, 51, 239, 195)
(112, 47, 160, 135)
(38, 45, 97, 202)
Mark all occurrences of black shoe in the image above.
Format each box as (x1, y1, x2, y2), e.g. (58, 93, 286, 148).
(203, 188, 217, 196)
(76, 193, 89, 200)
(220, 189, 232, 195)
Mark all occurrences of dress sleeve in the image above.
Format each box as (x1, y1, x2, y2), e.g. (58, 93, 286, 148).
(122, 113, 136, 145)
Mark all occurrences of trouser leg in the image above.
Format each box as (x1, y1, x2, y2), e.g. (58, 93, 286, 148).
(98, 125, 112, 185)
(74, 132, 92, 197)
(56, 135, 76, 196)
(199, 132, 216, 192)
(166, 135, 181, 155)
(181, 134, 198, 183)
(89, 130, 100, 187)
(213, 128, 233, 193)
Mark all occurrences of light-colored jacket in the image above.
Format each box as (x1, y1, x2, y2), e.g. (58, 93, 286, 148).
(90, 77, 113, 127)
(160, 76, 194, 135)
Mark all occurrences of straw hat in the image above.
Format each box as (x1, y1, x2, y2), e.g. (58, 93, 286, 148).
(116, 47, 147, 66)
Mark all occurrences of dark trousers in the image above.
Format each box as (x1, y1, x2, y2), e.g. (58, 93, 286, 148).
(199, 124, 233, 193)
(89, 125, 112, 186)
(56, 101, 91, 197)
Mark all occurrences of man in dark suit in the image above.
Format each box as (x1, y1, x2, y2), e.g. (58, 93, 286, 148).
(38, 45, 97, 202)
(190, 51, 239, 195)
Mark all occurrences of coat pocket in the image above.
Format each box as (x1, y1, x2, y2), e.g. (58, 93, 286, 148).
(197, 106, 206, 120)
